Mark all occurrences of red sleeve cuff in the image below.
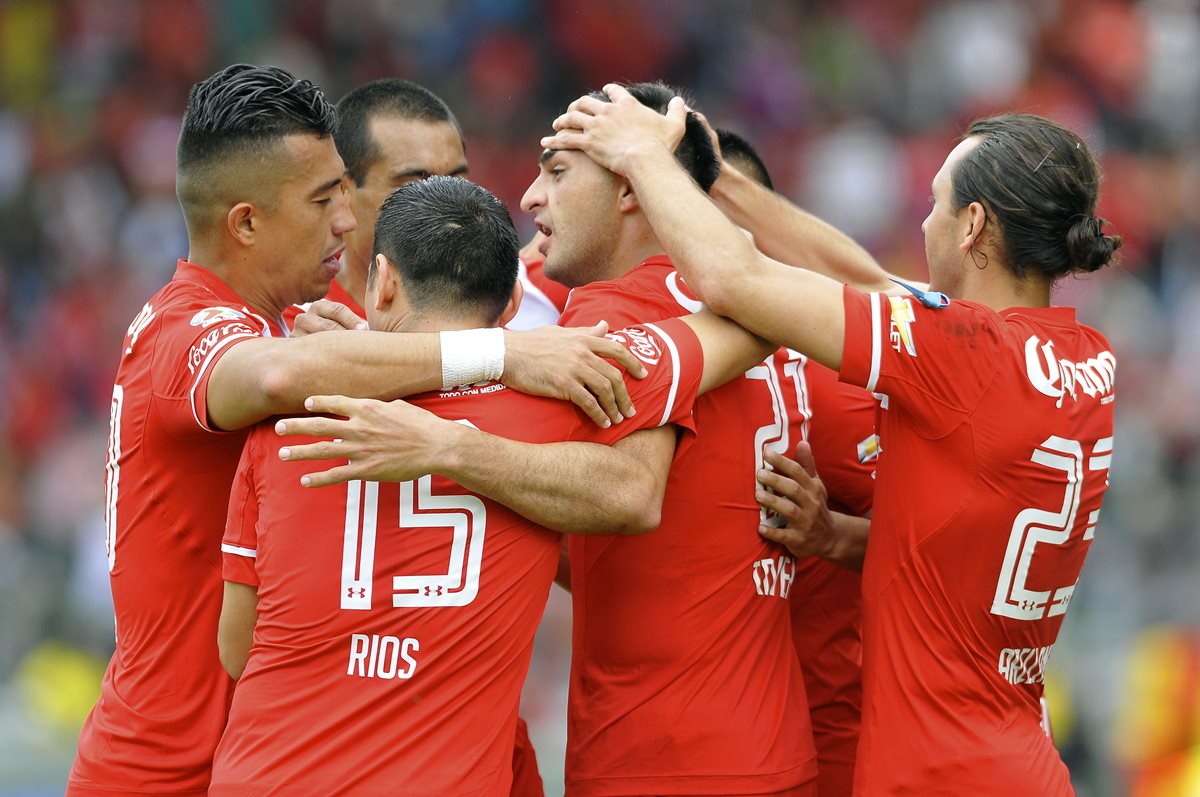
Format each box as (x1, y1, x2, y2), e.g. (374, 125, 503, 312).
(222, 547, 259, 587)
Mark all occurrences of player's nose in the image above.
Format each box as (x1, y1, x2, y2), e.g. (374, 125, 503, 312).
(520, 177, 544, 216)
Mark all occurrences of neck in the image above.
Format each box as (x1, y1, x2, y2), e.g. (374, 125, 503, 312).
(380, 312, 493, 334)
(607, 220, 669, 280)
(186, 244, 286, 323)
(961, 262, 1052, 311)
(338, 235, 372, 306)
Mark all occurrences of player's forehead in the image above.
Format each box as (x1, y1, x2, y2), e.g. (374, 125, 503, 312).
(279, 133, 346, 194)
(369, 115, 465, 162)
(934, 135, 982, 195)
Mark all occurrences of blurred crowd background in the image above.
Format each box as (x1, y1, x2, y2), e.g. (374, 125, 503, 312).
(0, 1, 1197, 795)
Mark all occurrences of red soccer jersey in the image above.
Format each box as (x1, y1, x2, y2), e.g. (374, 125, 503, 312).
(324, 276, 366, 319)
(69, 260, 285, 797)
(840, 288, 1115, 796)
(209, 318, 704, 797)
(789, 360, 878, 797)
(560, 256, 817, 796)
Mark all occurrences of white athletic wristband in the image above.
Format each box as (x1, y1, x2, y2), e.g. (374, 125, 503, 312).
(440, 328, 505, 389)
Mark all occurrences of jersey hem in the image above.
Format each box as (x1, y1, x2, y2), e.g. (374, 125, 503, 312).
(67, 783, 208, 797)
(564, 757, 817, 797)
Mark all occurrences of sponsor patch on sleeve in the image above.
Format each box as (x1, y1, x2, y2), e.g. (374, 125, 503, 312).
(190, 306, 247, 328)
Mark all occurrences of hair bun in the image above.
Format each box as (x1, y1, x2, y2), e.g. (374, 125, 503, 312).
(1066, 215, 1122, 273)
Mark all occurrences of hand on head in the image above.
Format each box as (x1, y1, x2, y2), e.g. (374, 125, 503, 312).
(540, 84, 688, 177)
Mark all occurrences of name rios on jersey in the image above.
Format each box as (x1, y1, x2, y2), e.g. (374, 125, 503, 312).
(998, 644, 1052, 685)
(347, 633, 419, 680)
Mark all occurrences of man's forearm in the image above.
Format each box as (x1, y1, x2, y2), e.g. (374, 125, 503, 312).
(710, 166, 892, 293)
(210, 330, 442, 431)
(438, 424, 672, 536)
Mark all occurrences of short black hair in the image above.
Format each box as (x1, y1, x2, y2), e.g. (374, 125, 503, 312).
(176, 64, 336, 221)
(372, 176, 518, 323)
(953, 113, 1122, 281)
(335, 79, 464, 186)
(716, 129, 774, 190)
(587, 82, 720, 193)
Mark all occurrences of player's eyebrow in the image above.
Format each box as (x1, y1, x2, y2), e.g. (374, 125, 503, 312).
(539, 148, 559, 167)
(310, 175, 344, 198)
(390, 163, 470, 181)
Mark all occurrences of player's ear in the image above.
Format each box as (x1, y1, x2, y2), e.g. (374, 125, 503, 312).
(960, 201, 988, 253)
(616, 176, 640, 215)
(372, 254, 398, 311)
(227, 202, 257, 247)
(497, 278, 524, 328)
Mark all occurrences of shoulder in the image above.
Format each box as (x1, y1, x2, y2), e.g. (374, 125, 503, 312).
(561, 260, 692, 327)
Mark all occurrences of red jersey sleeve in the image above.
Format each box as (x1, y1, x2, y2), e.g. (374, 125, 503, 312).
(147, 302, 266, 435)
(572, 317, 704, 455)
(222, 432, 262, 587)
(839, 287, 1004, 438)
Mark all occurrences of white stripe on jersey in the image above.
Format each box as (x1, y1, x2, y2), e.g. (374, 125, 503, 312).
(866, 292, 883, 393)
(643, 322, 681, 427)
(188, 331, 260, 432)
(221, 543, 257, 558)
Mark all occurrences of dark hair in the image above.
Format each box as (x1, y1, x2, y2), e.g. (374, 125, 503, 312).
(177, 63, 336, 174)
(176, 64, 336, 220)
(372, 176, 518, 323)
(952, 113, 1122, 281)
(335, 79, 464, 186)
(588, 82, 720, 193)
(716, 128, 774, 190)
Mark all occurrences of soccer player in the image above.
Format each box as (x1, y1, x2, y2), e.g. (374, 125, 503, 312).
(715, 127, 878, 797)
(328, 78, 469, 317)
(67, 65, 645, 797)
(210, 175, 779, 795)
(546, 88, 1120, 796)
(297, 78, 560, 334)
(311, 76, 547, 794)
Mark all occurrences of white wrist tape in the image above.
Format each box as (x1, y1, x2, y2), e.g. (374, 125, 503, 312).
(440, 328, 505, 389)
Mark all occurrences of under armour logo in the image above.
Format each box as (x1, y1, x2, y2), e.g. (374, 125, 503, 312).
(421, 585, 446, 597)
(347, 587, 366, 598)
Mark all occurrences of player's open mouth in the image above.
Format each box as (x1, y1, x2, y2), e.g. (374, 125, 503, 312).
(535, 222, 552, 255)
(323, 250, 343, 276)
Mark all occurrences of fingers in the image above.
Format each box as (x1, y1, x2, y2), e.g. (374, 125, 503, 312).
(756, 467, 805, 500)
(303, 394, 361, 417)
(551, 109, 596, 133)
(294, 300, 367, 334)
(278, 438, 345, 463)
(602, 83, 632, 103)
(589, 333, 648, 379)
(666, 95, 688, 127)
(297, 463, 359, 489)
(758, 523, 795, 547)
(540, 128, 584, 151)
(592, 357, 636, 420)
(792, 441, 818, 477)
(754, 486, 807, 519)
(568, 382, 611, 429)
(764, 448, 814, 483)
(693, 110, 720, 154)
